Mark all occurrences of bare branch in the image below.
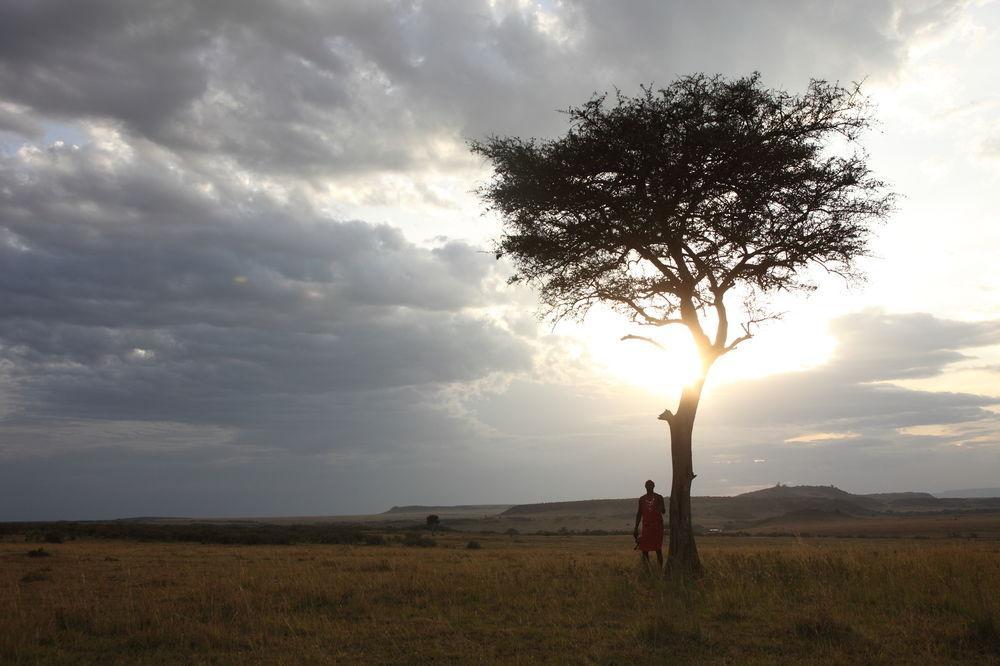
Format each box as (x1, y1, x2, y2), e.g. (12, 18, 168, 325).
(724, 332, 753, 353)
(621, 334, 665, 350)
(722, 311, 785, 353)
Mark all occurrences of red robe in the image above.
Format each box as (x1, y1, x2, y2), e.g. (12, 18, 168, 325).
(637, 493, 664, 552)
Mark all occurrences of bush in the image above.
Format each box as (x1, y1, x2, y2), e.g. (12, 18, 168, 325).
(364, 533, 387, 546)
(44, 532, 64, 544)
(27, 547, 51, 558)
(402, 533, 436, 548)
(466, 540, 482, 550)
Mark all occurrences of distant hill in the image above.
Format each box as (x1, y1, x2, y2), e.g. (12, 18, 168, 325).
(750, 508, 855, 527)
(105, 485, 1000, 537)
(466, 485, 1000, 535)
(501, 499, 634, 517)
(936, 488, 1000, 498)
(739, 485, 857, 500)
(863, 492, 938, 501)
(384, 505, 512, 514)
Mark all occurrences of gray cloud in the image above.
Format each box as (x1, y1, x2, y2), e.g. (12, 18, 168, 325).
(0, 0, 965, 179)
(0, 103, 42, 139)
(0, 135, 531, 463)
(680, 310, 1000, 493)
(700, 310, 1000, 432)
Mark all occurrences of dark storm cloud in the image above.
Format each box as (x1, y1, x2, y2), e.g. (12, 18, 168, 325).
(0, 0, 965, 178)
(0, 138, 530, 457)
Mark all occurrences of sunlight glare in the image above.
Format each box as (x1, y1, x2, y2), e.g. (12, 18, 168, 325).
(571, 308, 836, 397)
(567, 309, 703, 397)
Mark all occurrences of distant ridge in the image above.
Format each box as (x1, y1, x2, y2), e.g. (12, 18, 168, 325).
(502, 499, 633, 516)
(401, 485, 1000, 518)
(739, 484, 855, 498)
(935, 488, 1000, 498)
(751, 508, 855, 527)
(92, 484, 1000, 537)
(383, 504, 512, 514)
(863, 492, 937, 501)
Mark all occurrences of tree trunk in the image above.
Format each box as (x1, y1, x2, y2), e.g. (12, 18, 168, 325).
(666, 380, 705, 577)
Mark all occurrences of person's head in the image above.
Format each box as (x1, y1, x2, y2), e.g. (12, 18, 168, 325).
(644, 479, 655, 493)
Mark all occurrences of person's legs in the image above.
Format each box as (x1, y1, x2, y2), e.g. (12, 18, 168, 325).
(655, 549, 663, 568)
(640, 550, 651, 570)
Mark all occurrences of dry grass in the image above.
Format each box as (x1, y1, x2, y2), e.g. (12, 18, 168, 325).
(2, 535, 999, 664)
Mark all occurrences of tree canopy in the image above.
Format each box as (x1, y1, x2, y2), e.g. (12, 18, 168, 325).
(471, 73, 894, 362)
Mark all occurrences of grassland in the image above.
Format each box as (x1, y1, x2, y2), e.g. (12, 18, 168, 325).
(3, 534, 1000, 664)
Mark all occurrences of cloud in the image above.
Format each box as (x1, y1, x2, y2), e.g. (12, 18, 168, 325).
(982, 135, 1000, 159)
(0, 130, 531, 462)
(0, 1, 966, 180)
(0, 102, 43, 139)
(700, 310, 1000, 432)
(683, 309, 1000, 492)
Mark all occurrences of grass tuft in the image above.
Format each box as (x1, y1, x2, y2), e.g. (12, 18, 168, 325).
(792, 613, 856, 642)
(962, 612, 1000, 654)
(637, 615, 703, 648)
(20, 570, 49, 583)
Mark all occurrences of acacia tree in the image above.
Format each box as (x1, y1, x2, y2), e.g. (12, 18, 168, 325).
(471, 73, 894, 575)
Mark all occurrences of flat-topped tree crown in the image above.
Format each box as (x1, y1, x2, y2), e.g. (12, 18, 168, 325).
(471, 73, 893, 361)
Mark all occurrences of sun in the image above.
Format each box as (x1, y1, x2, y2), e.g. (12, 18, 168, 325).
(569, 309, 704, 397)
(571, 307, 836, 397)
(599, 326, 704, 395)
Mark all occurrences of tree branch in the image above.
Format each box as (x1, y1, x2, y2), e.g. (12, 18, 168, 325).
(724, 331, 753, 353)
(621, 334, 665, 350)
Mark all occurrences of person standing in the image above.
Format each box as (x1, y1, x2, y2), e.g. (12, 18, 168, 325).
(633, 479, 665, 568)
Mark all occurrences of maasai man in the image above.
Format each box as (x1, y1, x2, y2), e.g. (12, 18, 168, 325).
(633, 479, 665, 568)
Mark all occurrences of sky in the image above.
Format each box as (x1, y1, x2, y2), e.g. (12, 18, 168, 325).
(1, 0, 998, 520)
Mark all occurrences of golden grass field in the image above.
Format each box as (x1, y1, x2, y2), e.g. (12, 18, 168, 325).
(3, 534, 999, 664)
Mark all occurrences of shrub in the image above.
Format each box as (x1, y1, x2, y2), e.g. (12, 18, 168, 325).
(27, 547, 51, 558)
(466, 540, 482, 550)
(402, 533, 436, 548)
(44, 532, 64, 544)
(364, 533, 387, 546)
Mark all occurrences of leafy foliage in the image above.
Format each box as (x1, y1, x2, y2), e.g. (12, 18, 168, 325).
(472, 73, 893, 357)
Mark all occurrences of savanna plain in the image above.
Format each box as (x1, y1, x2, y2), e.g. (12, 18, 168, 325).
(3, 533, 1000, 664)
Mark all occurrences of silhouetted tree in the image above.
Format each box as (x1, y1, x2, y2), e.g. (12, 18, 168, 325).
(426, 514, 440, 529)
(471, 73, 893, 576)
